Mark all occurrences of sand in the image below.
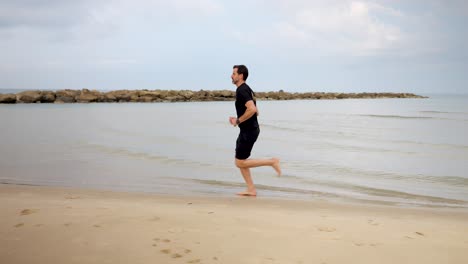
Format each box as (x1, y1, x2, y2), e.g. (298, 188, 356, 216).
(1, 184, 467, 264)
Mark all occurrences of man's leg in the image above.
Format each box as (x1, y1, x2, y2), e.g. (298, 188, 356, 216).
(234, 157, 281, 196)
(234, 129, 281, 196)
(235, 158, 281, 176)
(237, 167, 257, 196)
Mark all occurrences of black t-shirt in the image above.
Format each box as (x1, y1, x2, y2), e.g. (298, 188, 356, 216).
(235, 83, 259, 131)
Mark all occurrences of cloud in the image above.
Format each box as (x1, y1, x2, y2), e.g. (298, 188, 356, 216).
(170, 0, 225, 16)
(0, 1, 96, 29)
(0, 0, 224, 37)
(0, 0, 228, 77)
(235, 0, 407, 56)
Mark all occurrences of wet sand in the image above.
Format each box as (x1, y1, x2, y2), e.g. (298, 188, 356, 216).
(1, 184, 467, 264)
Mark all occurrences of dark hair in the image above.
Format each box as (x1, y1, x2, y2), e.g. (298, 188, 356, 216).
(233, 65, 249, 81)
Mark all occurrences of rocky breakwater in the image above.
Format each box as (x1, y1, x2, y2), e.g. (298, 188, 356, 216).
(0, 89, 427, 104)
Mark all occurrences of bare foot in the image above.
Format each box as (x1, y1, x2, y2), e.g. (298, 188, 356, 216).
(237, 190, 257, 196)
(272, 158, 282, 176)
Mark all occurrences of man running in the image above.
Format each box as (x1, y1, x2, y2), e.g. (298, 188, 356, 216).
(229, 65, 281, 196)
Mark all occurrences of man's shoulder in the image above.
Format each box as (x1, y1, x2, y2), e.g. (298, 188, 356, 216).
(241, 83, 251, 90)
(237, 83, 251, 93)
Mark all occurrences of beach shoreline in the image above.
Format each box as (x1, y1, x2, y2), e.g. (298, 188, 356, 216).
(1, 183, 467, 264)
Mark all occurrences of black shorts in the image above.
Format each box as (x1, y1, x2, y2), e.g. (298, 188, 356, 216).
(235, 127, 260, 160)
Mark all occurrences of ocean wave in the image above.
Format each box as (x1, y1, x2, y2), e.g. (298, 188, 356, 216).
(260, 123, 306, 133)
(309, 141, 418, 155)
(189, 179, 468, 208)
(420, 111, 468, 115)
(385, 139, 468, 150)
(287, 162, 468, 188)
(189, 179, 337, 197)
(359, 114, 435, 119)
(79, 142, 218, 168)
(344, 183, 467, 206)
(345, 167, 468, 187)
(358, 114, 468, 122)
(261, 122, 468, 152)
(261, 123, 378, 142)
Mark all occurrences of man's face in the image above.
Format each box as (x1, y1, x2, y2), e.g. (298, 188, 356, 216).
(231, 68, 243, 85)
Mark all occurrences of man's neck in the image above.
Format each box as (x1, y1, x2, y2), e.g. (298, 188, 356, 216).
(236, 81, 245, 88)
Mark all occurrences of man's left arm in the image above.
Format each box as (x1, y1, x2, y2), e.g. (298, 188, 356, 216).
(237, 100, 257, 124)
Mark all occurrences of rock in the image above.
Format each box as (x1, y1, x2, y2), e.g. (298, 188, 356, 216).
(2, 89, 427, 104)
(41, 91, 56, 103)
(217, 90, 235, 98)
(16, 90, 42, 103)
(56, 89, 79, 103)
(178, 90, 194, 100)
(192, 90, 209, 101)
(76, 89, 100, 103)
(168, 90, 179, 97)
(137, 96, 154, 102)
(165, 95, 184, 102)
(104, 90, 132, 102)
(138, 90, 162, 100)
(264, 91, 279, 100)
(102, 92, 117, 102)
(129, 94, 139, 102)
(0, 93, 17, 103)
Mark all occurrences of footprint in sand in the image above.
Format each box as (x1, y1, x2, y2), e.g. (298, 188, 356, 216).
(354, 242, 365, 246)
(65, 194, 81, 200)
(14, 223, 24, 228)
(20, 209, 38, 216)
(405, 232, 425, 239)
(93, 224, 101, 228)
(168, 250, 194, 259)
(317, 226, 336, 232)
(187, 259, 201, 263)
(367, 219, 380, 226)
(157, 237, 193, 259)
(65, 195, 80, 199)
(161, 249, 171, 254)
(64, 223, 72, 227)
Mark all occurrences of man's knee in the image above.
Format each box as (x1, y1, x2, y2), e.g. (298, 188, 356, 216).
(235, 159, 246, 168)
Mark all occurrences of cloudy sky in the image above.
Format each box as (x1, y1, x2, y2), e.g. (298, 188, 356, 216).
(0, 0, 467, 93)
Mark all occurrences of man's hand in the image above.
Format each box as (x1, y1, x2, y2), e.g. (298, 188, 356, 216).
(229, 116, 238, 126)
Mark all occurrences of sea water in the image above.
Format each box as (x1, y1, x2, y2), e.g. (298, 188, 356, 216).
(1, 94, 467, 208)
